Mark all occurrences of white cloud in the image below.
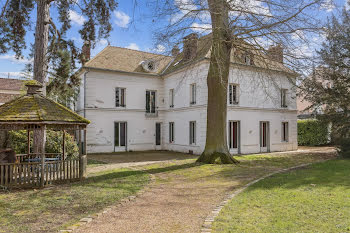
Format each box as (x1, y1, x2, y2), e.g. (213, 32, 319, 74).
(114, 10, 130, 28)
(321, 0, 335, 12)
(229, 0, 272, 17)
(0, 54, 32, 64)
(126, 43, 140, 50)
(97, 39, 108, 47)
(191, 23, 212, 33)
(0, 72, 30, 79)
(346, 0, 350, 11)
(171, 0, 198, 24)
(155, 45, 166, 53)
(291, 30, 306, 41)
(69, 10, 86, 26)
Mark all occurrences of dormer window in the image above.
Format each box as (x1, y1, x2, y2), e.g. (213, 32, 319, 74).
(141, 60, 158, 72)
(245, 54, 251, 65)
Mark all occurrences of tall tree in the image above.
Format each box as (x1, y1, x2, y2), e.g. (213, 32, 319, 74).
(302, 6, 350, 156)
(151, 0, 328, 163)
(0, 0, 118, 152)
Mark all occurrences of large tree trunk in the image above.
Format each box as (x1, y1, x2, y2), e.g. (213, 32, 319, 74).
(33, 0, 50, 154)
(197, 0, 239, 164)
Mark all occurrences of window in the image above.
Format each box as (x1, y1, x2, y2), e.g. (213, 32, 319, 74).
(190, 83, 196, 105)
(245, 54, 251, 65)
(169, 122, 174, 143)
(146, 90, 156, 113)
(282, 122, 289, 142)
(169, 89, 174, 108)
(115, 87, 126, 107)
(189, 121, 196, 145)
(281, 89, 287, 108)
(229, 121, 240, 149)
(229, 84, 239, 105)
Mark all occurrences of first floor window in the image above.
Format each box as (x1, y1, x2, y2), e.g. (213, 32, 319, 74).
(189, 121, 196, 145)
(229, 84, 239, 105)
(115, 87, 126, 107)
(146, 90, 156, 113)
(169, 89, 174, 108)
(281, 89, 287, 108)
(282, 122, 289, 142)
(190, 83, 196, 105)
(229, 121, 239, 149)
(169, 122, 174, 143)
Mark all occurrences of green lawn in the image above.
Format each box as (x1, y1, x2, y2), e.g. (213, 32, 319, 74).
(212, 159, 350, 233)
(0, 168, 149, 233)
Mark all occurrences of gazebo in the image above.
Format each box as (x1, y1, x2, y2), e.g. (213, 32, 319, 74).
(0, 82, 90, 188)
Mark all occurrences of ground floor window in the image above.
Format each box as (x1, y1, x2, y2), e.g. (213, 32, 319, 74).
(282, 122, 289, 142)
(115, 122, 127, 147)
(260, 121, 269, 148)
(229, 121, 240, 149)
(169, 122, 174, 143)
(189, 121, 196, 145)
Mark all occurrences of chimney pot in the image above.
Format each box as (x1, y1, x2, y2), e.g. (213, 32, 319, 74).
(183, 33, 198, 61)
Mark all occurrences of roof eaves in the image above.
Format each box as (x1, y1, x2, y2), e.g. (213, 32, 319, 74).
(84, 66, 161, 77)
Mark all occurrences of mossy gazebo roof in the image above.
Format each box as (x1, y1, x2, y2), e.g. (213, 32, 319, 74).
(0, 82, 89, 130)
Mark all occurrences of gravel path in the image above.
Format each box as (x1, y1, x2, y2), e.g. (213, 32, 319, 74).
(76, 148, 337, 233)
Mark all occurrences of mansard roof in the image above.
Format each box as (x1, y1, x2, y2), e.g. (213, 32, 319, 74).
(81, 35, 295, 77)
(83, 46, 173, 75)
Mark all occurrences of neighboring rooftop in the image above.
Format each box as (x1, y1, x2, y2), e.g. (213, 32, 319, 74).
(0, 78, 24, 91)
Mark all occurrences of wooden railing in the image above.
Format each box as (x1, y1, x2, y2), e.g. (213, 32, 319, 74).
(16, 153, 62, 163)
(0, 159, 80, 188)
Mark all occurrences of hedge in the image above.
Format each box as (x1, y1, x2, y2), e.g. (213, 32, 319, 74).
(8, 130, 79, 158)
(298, 119, 329, 146)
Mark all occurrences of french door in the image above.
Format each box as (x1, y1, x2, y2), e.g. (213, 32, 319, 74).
(115, 122, 127, 152)
(155, 122, 161, 150)
(229, 121, 240, 154)
(260, 121, 270, 153)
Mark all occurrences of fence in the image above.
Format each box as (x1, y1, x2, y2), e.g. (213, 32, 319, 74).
(0, 159, 81, 188)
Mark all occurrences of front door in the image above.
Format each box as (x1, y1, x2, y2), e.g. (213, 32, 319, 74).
(115, 122, 127, 152)
(260, 121, 270, 153)
(155, 122, 161, 150)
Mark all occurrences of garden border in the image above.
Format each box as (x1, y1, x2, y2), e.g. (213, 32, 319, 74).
(200, 159, 333, 233)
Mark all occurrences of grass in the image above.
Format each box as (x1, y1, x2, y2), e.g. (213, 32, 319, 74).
(0, 168, 149, 233)
(87, 158, 108, 167)
(212, 159, 350, 233)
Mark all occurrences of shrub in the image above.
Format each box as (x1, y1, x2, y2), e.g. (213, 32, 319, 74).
(298, 119, 329, 146)
(8, 130, 79, 158)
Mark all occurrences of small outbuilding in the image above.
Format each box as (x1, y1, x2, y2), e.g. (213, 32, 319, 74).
(0, 81, 90, 188)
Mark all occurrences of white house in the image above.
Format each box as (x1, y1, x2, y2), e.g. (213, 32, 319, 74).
(76, 34, 298, 155)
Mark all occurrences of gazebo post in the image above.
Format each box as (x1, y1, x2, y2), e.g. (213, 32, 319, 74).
(62, 130, 66, 161)
(40, 125, 46, 188)
(27, 129, 30, 157)
(79, 127, 87, 180)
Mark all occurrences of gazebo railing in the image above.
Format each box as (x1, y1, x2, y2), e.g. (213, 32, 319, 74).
(0, 158, 81, 188)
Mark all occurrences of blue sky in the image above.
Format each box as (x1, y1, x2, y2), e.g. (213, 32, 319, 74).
(0, 0, 348, 79)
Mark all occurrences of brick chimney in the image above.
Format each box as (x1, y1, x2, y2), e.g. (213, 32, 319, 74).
(183, 33, 198, 61)
(172, 46, 180, 57)
(267, 44, 283, 63)
(26, 82, 43, 95)
(81, 41, 91, 65)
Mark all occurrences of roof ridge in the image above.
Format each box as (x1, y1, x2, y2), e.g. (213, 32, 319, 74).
(104, 45, 172, 58)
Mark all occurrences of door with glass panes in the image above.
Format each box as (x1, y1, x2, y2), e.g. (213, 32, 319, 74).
(260, 121, 270, 152)
(114, 122, 127, 152)
(155, 122, 162, 150)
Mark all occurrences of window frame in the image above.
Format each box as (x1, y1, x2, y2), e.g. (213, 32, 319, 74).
(281, 88, 288, 108)
(228, 83, 239, 105)
(190, 83, 196, 105)
(189, 121, 196, 145)
(229, 121, 240, 149)
(169, 122, 174, 143)
(169, 89, 174, 108)
(281, 122, 289, 142)
(146, 90, 157, 113)
(115, 87, 126, 107)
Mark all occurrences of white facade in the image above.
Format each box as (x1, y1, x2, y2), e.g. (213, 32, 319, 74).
(77, 58, 298, 155)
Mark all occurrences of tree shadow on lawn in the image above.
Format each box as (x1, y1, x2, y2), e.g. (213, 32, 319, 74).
(245, 158, 350, 191)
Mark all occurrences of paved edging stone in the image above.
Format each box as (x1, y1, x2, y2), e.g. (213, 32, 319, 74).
(200, 159, 333, 233)
(59, 168, 156, 233)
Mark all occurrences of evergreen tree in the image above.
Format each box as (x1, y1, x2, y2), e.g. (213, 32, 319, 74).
(302, 6, 350, 156)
